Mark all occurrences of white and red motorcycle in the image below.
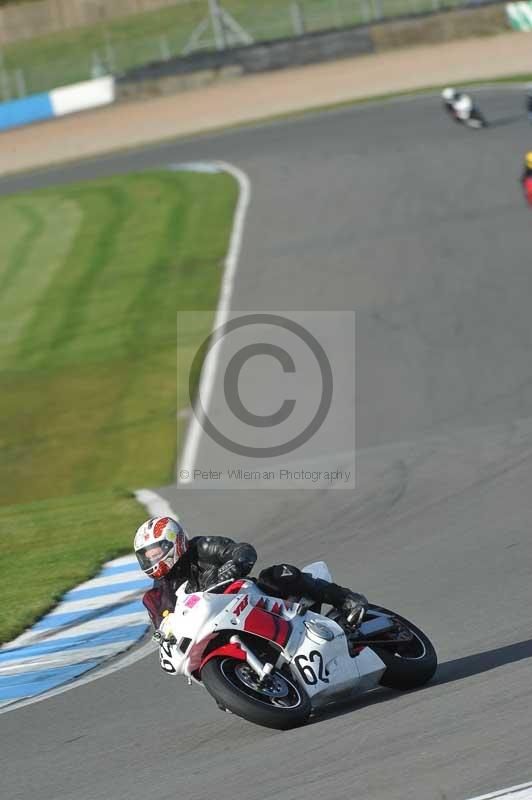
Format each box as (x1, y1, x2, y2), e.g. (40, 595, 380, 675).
(450, 94, 488, 129)
(156, 562, 437, 729)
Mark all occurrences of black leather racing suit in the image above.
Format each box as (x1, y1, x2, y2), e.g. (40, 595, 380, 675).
(257, 564, 362, 612)
(521, 165, 532, 184)
(143, 537, 367, 629)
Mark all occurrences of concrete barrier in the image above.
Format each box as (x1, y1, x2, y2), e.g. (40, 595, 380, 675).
(0, 92, 53, 132)
(117, 66, 244, 101)
(116, 26, 375, 101)
(0, 75, 115, 132)
(50, 76, 115, 116)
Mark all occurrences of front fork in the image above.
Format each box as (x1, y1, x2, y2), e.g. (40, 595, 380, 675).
(230, 635, 274, 684)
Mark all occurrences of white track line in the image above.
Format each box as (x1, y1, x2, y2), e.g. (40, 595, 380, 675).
(467, 781, 532, 800)
(105, 553, 142, 567)
(68, 570, 150, 590)
(134, 489, 179, 518)
(11, 611, 148, 647)
(177, 161, 251, 484)
(31, 589, 146, 619)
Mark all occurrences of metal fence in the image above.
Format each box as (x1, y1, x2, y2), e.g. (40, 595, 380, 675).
(0, 0, 501, 100)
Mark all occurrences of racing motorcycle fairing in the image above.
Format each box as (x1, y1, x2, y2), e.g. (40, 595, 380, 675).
(301, 560, 333, 582)
(200, 641, 247, 670)
(157, 571, 387, 709)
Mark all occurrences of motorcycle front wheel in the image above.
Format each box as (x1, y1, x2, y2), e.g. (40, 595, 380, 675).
(201, 657, 311, 729)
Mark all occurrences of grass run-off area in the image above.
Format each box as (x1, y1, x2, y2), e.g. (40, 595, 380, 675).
(0, 169, 237, 643)
(1, 0, 467, 96)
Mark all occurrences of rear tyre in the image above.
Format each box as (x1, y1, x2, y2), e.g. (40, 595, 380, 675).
(201, 657, 311, 730)
(369, 607, 437, 690)
(467, 111, 487, 129)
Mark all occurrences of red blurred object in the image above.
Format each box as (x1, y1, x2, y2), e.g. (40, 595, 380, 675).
(524, 176, 532, 207)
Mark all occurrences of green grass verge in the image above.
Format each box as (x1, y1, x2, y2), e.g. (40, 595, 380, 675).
(0, 491, 144, 642)
(0, 168, 237, 643)
(1, 0, 467, 96)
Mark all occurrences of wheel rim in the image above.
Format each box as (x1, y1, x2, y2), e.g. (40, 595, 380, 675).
(219, 659, 303, 709)
(393, 627, 427, 661)
(233, 664, 289, 697)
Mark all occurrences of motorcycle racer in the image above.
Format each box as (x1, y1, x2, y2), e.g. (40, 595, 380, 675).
(441, 87, 473, 122)
(134, 516, 368, 630)
(135, 517, 257, 628)
(521, 151, 532, 183)
(526, 87, 532, 122)
(520, 152, 532, 207)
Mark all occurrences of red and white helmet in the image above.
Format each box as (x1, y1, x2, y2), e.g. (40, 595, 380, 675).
(134, 517, 188, 579)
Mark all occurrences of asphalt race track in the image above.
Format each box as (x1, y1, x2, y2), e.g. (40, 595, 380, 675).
(2, 89, 532, 800)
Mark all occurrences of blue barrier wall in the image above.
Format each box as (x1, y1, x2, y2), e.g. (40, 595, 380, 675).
(0, 78, 115, 133)
(0, 93, 54, 132)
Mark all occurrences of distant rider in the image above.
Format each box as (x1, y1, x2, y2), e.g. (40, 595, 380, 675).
(134, 516, 368, 631)
(521, 151, 532, 184)
(441, 87, 474, 123)
(526, 87, 532, 122)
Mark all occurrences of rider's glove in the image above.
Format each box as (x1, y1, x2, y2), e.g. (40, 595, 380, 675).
(152, 629, 177, 646)
(342, 592, 368, 628)
(218, 545, 256, 583)
(217, 559, 241, 583)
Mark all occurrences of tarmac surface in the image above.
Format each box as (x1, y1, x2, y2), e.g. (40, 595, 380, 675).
(2, 89, 532, 800)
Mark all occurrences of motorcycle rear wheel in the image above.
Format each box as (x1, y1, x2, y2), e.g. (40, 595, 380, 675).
(466, 112, 487, 129)
(369, 607, 437, 690)
(201, 657, 311, 729)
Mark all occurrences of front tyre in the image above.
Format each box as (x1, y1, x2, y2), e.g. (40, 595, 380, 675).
(370, 608, 437, 690)
(201, 657, 311, 730)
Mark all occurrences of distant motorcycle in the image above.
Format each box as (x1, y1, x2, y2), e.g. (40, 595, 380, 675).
(155, 561, 438, 729)
(442, 88, 487, 130)
(449, 96, 487, 129)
